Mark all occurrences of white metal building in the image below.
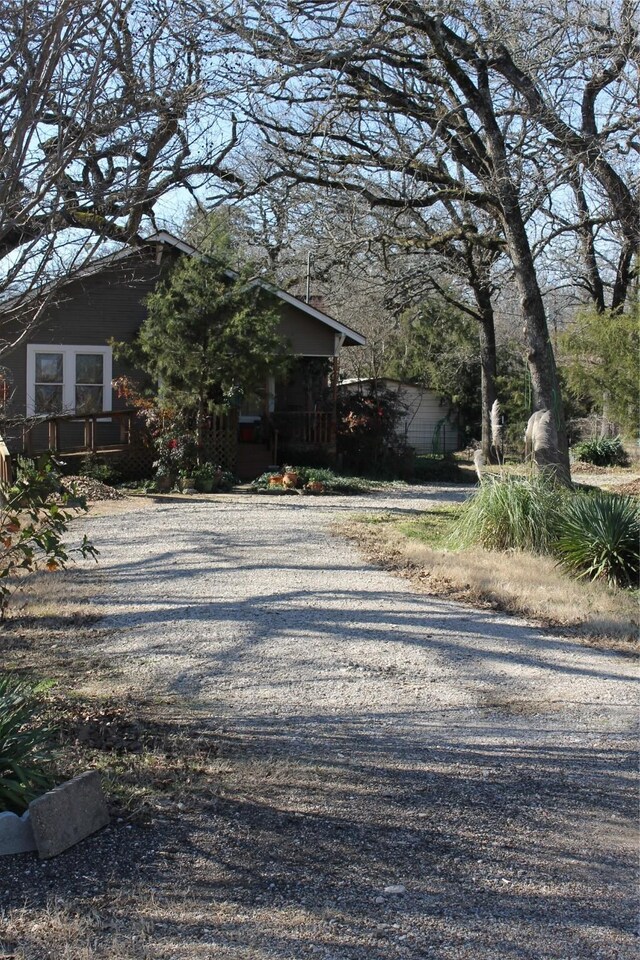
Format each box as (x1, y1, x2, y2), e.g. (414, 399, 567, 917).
(340, 377, 461, 454)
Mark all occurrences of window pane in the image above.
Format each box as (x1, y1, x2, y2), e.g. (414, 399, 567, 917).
(76, 354, 103, 385)
(35, 353, 63, 384)
(35, 384, 63, 414)
(75, 385, 103, 415)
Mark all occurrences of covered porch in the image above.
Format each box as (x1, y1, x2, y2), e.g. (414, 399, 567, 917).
(235, 356, 340, 479)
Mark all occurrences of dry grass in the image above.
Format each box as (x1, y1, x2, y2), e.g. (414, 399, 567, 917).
(1, 894, 156, 959)
(343, 513, 639, 648)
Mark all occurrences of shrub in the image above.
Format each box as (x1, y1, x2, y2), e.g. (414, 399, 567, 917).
(572, 436, 630, 467)
(0, 675, 55, 813)
(554, 492, 639, 588)
(78, 453, 118, 485)
(0, 456, 98, 617)
(292, 466, 370, 493)
(450, 472, 564, 553)
(337, 387, 410, 476)
(193, 463, 235, 492)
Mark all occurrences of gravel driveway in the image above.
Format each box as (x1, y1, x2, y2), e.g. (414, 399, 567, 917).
(8, 486, 639, 959)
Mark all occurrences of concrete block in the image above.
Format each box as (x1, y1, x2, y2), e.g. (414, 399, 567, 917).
(0, 810, 37, 855)
(29, 771, 109, 859)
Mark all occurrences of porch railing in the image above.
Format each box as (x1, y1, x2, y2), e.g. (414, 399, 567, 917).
(22, 409, 139, 457)
(271, 411, 335, 446)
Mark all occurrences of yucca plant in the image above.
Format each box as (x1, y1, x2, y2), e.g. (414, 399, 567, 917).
(0, 675, 56, 813)
(450, 472, 564, 554)
(572, 436, 630, 467)
(554, 492, 640, 588)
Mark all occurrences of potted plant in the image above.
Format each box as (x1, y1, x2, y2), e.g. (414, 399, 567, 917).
(178, 467, 197, 493)
(193, 462, 217, 493)
(282, 466, 300, 489)
(154, 465, 173, 492)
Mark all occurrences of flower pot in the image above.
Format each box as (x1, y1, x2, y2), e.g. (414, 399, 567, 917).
(196, 478, 214, 493)
(269, 475, 284, 487)
(305, 480, 325, 493)
(282, 471, 299, 489)
(180, 477, 196, 492)
(155, 474, 173, 492)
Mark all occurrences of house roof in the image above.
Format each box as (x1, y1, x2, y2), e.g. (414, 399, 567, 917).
(147, 232, 366, 347)
(2, 229, 366, 348)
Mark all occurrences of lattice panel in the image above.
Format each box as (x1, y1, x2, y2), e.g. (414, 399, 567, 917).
(201, 412, 238, 472)
(113, 446, 156, 480)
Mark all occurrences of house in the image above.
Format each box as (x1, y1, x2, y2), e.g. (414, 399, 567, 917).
(339, 377, 461, 454)
(0, 232, 365, 479)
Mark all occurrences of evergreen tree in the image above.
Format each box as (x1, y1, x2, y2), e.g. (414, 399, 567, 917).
(559, 305, 640, 437)
(120, 254, 288, 432)
(384, 302, 482, 444)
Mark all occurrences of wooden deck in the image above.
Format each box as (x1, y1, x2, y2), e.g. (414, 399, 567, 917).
(9, 408, 336, 482)
(22, 408, 139, 458)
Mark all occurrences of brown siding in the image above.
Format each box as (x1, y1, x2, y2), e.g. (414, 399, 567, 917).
(276, 303, 336, 356)
(2, 250, 166, 419)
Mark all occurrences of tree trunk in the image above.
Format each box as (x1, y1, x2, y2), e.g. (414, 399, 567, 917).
(475, 79, 571, 480)
(612, 240, 636, 313)
(475, 292, 498, 463)
(498, 194, 571, 480)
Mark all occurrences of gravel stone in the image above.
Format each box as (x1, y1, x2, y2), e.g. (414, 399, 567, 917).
(3, 485, 637, 959)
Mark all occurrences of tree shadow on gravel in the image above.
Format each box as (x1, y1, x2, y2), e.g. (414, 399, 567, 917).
(2, 708, 635, 960)
(70, 580, 637, 689)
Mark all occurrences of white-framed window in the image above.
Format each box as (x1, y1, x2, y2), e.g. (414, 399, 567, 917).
(26, 345, 112, 417)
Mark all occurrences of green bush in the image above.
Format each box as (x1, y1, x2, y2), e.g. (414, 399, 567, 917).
(554, 492, 639, 588)
(78, 453, 118, 485)
(296, 466, 371, 493)
(192, 463, 235, 492)
(450, 473, 564, 553)
(0, 675, 55, 813)
(572, 436, 630, 467)
(0, 456, 98, 617)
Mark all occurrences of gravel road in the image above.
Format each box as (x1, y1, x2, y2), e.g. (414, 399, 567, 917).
(7, 486, 639, 959)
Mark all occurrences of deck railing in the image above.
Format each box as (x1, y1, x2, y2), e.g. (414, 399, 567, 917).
(271, 411, 335, 446)
(22, 408, 139, 457)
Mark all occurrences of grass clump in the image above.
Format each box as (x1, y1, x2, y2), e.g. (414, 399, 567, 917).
(448, 471, 639, 590)
(398, 507, 458, 548)
(450, 472, 563, 554)
(555, 491, 639, 588)
(0, 674, 56, 813)
(572, 436, 630, 467)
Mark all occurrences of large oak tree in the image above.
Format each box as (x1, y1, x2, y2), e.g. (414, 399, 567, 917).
(0, 0, 240, 348)
(206, 0, 640, 475)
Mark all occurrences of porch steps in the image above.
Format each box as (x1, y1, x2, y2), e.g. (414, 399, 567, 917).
(235, 443, 273, 482)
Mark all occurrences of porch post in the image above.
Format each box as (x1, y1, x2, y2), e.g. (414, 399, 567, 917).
(331, 356, 339, 447)
(331, 334, 346, 453)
